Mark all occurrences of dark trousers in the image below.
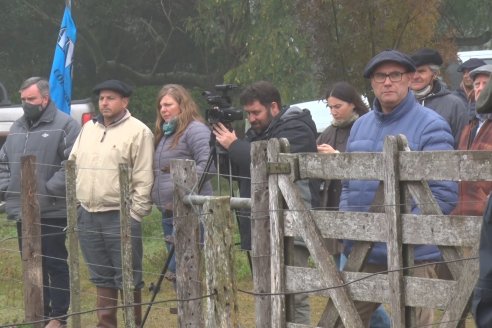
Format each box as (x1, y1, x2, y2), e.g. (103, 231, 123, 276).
(473, 196, 492, 327)
(16, 218, 70, 322)
(77, 208, 144, 289)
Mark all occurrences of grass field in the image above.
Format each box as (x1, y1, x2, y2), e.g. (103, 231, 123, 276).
(0, 208, 259, 327)
(0, 208, 477, 327)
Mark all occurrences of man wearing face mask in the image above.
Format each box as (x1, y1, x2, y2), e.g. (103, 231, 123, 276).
(0, 77, 80, 328)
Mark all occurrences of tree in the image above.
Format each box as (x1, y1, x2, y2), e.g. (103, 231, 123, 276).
(297, 0, 455, 97)
(439, 0, 492, 48)
(2, 0, 479, 111)
(187, 0, 319, 103)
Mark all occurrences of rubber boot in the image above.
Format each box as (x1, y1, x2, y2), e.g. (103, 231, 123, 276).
(134, 290, 142, 328)
(96, 287, 118, 328)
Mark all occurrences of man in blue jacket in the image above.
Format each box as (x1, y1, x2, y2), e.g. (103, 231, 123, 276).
(0, 77, 80, 327)
(340, 50, 458, 326)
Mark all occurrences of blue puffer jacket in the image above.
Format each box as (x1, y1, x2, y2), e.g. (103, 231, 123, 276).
(340, 91, 458, 265)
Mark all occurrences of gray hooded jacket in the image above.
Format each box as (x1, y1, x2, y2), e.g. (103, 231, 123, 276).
(0, 101, 80, 220)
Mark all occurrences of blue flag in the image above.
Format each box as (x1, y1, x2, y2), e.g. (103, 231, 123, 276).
(49, 6, 77, 114)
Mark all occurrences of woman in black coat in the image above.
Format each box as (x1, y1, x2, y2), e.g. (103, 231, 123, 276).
(317, 81, 369, 210)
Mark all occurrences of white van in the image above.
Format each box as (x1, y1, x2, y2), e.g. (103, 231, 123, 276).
(290, 100, 333, 134)
(458, 50, 492, 64)
(447, 50, 492, 89)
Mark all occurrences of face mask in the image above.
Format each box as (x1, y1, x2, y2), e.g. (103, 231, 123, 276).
(162, 118, 177, 136)
(22, 102, 44, 121)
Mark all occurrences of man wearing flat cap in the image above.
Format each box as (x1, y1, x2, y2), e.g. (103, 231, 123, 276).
(452, 64, 492, 218)
(454, 58, 486, 117)
(410, 48, 468, 147)
(339, 49, 457, 327)
(69, 79, 154, 327)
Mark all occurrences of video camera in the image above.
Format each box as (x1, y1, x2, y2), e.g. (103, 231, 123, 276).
(203, 84, 243, 124)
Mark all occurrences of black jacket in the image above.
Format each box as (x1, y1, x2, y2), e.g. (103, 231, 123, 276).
(473, 196, 492, 327)
(418, 80, 468, 147)
(225, 106, 318, 249)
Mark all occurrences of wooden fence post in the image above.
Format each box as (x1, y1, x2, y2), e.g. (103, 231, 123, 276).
(203, 196, 239, 327)
(268, 138, 287, 327)
(65, 160, 81, 328)
(275, 141, 364, 327)
(250, 141, 272, 327)
(383, 136, 406, 328)
(119, 163, 135, 328)
(20, 155, 44, 328)
(171, 159, 203, 327)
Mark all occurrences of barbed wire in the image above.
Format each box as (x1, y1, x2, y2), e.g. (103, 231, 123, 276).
(237, 255, 479, 297)
(0, 158, 487, 326)
(0, 291, 217, 327)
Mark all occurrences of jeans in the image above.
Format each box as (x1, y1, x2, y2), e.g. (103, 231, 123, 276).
(338, 254, 390, 328)
(77, 208, 144, 289)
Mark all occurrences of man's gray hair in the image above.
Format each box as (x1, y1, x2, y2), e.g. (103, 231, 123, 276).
(19, 77, 50, 97)
(429, 64, 441, 75)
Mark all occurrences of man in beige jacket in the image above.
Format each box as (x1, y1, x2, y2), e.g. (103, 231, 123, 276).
(69, 79, 154, 328)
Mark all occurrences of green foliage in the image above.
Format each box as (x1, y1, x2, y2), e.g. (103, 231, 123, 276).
(3, 0, 490, 114)
(141, 208, 168, 274)
(297, 0, 452, 96)
(186, 0, 250, 76)
(439, 0, 492, 45)
(223, 1, 319, 103)
(0, 218, 24, 322)
(130, 85, 161, 129)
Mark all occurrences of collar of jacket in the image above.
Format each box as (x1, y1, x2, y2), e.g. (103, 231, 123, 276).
(373, 90, 418, 122)
(419, 79, 451, 102)
(245, 105, 314, 141)
(93, 109, 130, 127)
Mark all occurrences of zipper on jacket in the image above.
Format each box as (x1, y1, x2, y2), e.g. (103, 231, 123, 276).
(23, 130, 30, 155)
(100, 130, 107, 142)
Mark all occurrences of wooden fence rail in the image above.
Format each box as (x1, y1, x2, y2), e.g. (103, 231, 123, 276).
(16, 133, 489, 327)
(263, 135, 487, 328)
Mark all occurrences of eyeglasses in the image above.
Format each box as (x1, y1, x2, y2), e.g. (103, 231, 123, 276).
(372, 71, 407, 83)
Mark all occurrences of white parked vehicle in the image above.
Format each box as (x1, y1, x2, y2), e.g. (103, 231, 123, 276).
(458, 50, 492, 64)
(290, 99, 333, 134)
(446, 50, 492, 89)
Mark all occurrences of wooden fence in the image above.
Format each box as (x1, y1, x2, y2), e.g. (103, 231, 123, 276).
(167, 135, 488, 327)
(263, 135, 486, 328)
(14, 133, 491, 327)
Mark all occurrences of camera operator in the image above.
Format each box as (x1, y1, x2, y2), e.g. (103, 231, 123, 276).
(213, 80, 318, 325)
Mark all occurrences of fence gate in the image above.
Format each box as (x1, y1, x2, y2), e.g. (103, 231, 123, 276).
(262, 135, 488, 328)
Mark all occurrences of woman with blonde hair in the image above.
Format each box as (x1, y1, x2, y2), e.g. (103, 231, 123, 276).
(151, 84, 213, 284)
